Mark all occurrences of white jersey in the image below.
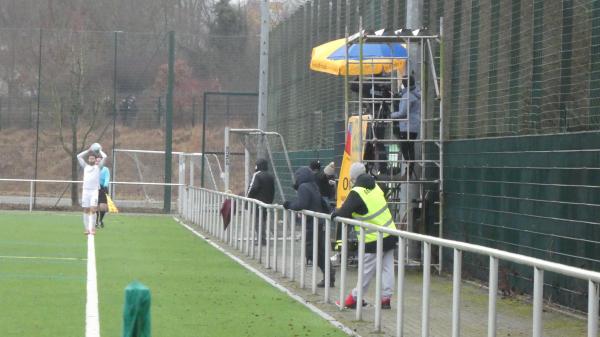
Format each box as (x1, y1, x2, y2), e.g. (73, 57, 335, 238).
(82, 164, 101, 191)
(77, 149, 107, 191)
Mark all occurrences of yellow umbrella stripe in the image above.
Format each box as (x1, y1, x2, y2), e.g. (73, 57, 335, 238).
(310, 38, 406, 76)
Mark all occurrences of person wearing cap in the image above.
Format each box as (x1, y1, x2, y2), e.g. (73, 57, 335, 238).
(391, 75, 421, 180)
(331, 162, 396, 309)
(310, 160, 336, 206)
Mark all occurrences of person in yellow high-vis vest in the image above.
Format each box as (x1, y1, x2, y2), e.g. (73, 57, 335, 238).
(332, 162, 396, 309)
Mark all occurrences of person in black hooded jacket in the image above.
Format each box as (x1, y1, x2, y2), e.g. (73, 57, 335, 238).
(247, 158, 275, 243)
(247, 158, 275, 204)
(283, 166, 335, 288)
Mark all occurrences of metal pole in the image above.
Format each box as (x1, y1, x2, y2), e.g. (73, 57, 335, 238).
(356, 227, 365, 320)
(201, 92, 208, 188)
(257, 0, 270, 157)
(397, 238, 406, 337)
(244, 135, 250, 193)
(439, 16, 445, 274)
(375, 232, 383, 331)
(178, 155, 185, 213)
(164, 31, 175, 213)
(224, 127, 230, 192)
(33, 28, 42, 209)
(324, 217, 331, 303)
(340, 222, 348, 310)
(488, 256, 499, 337)
(282, 210, 287, 276)
(31, 29, 42, 210)
(532, 267, 544, 337)
(111, 31, 119, 199)
(29, 180, 34, 212)
(358, 17, 364, 164)
(312, 217, 318, 294)
(588, 281, 599, 337)
(422, 242, 431, 337)
(407, 0, 423, 79)
(290, 213, 296, 281)
(272, 208, 278, 271)
(189, 155, 195, 187)
(452, 249, 462, 337)
(344, 25, 349, 126)
(300, 214, 307, 289)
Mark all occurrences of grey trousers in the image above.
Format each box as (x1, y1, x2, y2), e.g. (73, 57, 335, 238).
(352, 248, 395, 299)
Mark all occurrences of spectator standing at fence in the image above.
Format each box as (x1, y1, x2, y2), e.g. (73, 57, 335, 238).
(284, 166, 335, 288)
(310, 160, 336, 206)
(332, 162, 396, 309)
(246, 158, 275, 244)
(96, 157, 110, 229)
(391, 75, 421, 180)
(77, 143, 107, 235)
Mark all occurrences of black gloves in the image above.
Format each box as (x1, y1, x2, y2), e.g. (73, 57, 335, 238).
(283, 201, 291, 210)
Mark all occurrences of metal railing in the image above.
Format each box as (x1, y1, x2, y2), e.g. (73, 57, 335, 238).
(180, 187, 600, 337)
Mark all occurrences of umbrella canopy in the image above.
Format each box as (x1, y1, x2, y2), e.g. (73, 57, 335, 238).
(310, 38, 407, 76)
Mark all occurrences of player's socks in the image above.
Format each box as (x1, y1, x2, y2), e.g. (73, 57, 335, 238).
(90, 214, 97, 233)
(83, 213, 90, 234)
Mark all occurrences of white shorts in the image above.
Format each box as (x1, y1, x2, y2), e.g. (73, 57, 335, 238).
(81, 189, 99, 208)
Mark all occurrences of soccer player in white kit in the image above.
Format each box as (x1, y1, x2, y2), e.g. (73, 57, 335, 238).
(77, 144, 107, 235)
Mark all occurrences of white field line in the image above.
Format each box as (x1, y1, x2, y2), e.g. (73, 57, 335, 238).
(85, 233, 100, 337)
(0, 255, 86, 261)
(174, 217, 361, 337)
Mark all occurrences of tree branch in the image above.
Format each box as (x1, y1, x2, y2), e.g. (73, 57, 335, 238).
(56, 94, 72, 156)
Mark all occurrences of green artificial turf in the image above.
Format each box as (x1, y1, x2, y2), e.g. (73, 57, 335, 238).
(0, 212, 87, 337)
(0, 212, 348, 337)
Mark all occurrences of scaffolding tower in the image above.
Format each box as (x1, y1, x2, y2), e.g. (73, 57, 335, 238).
(345, 23, 443, 268)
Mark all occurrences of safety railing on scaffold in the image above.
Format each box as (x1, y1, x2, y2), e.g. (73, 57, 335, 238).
(179, 187, 599, 337)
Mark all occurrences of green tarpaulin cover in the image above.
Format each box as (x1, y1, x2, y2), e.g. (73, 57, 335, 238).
(122, 281, 151, 337)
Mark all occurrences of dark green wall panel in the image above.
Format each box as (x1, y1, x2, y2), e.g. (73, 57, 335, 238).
(444, 131, 600, 310)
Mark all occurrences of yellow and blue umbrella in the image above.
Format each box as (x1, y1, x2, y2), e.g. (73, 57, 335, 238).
(310, 38, 407, 76)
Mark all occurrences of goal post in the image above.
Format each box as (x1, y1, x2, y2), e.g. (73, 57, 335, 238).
(224, 127, 294, 203)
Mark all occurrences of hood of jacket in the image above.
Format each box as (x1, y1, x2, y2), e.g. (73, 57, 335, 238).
(255, 158, 269, 171)
(353, 173, 376, 189)
(294, 166, 315, 186)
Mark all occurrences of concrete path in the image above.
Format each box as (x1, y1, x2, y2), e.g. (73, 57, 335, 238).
(190, 220, 590, 337)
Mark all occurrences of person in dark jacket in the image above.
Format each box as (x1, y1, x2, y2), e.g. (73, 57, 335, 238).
(310, 160, 335, 206)
(332, 162, 396, 309)
(247, 158, 275, 243)
(283, 166, 335, 287)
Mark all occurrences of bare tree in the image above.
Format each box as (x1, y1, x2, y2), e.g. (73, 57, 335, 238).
(51, 35, 112, 206)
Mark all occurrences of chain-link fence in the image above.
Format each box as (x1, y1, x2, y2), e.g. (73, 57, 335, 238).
(0, 28, 258, 210)
(266, 0, 600, 312)
(444, 0, 600, 139)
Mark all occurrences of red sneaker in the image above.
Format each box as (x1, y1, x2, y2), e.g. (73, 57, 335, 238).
(381, 297, 391, 309)
(335, 294, 366, 309)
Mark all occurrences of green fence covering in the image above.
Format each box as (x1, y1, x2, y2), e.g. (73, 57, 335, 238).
(444, 131, 600, 310)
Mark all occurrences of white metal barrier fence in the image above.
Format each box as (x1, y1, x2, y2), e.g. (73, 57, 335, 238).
(0, 178, 184, 211)
(180, 187, 600, 337)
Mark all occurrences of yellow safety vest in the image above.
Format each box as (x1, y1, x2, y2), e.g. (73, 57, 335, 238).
(351, 184, 395, 243)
